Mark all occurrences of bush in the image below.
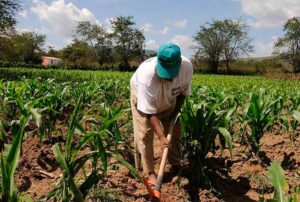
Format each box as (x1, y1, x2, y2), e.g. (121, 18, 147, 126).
(0, 60, 133, 71)
(0, 61, 44, 69)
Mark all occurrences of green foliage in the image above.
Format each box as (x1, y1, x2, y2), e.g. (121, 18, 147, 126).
(75, 21, 112, 65)
(110, 16, 145, 71)
(57, 16, 145, 71)
(48, 95, 142, 201)
(1, 116, 27, 202)
(60, 40, 93, 68)
(1, 106, 40, 202)
(259, 161, 300, 202)
(290, 110, 300, 141)
(268, 161, 289, 201)
(274, 17, 300, 73)
(0, 0, 20, 32)
(181, 96, 235, 185)
(242, 89, 284, 154)
(0, 69, 300, 201)
(0, 32, 46, 64)
(194, 19, 253, 73)
(47, 95, 106, 201)
(232, 57, 285, 74)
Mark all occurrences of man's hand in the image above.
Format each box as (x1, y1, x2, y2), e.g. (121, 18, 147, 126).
(160, 136, 169, 150)
(149, 114, 170, 150)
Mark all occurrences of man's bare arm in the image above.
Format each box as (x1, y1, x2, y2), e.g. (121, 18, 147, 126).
(170, 94, 186, 119)
(148, 94, 185, 148)
(149, 114, 169, 148)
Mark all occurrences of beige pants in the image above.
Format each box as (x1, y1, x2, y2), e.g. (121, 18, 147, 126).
(130, 90, 182, 173)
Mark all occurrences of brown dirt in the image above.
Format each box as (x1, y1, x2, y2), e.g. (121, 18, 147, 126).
(262, 73, 300, 81)
(15, 134, 62, 199)
(16, 130, 300, 201)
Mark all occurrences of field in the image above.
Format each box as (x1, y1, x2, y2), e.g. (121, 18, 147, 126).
(0, 68, 300, 202)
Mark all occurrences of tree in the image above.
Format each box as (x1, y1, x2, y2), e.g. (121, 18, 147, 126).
(219, 19, 253, 71)
(0, 34, 12, 60)
(110, 16, 145, 71)
(0, 32, 45, 63)
(46, 46, 60, 58)
(194, 23, 223, 73)
(0, 0, 21, 33)
(60, 40, 92, 67)
(12, 32, 45, 63)
(75, 21, 112, 65)
(274, 17, 300, 73)
(194, 19, 253, 73)
(0, 0, 21, 58)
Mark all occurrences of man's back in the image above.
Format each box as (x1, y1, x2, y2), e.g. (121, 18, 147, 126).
(130, 56, 193, 114)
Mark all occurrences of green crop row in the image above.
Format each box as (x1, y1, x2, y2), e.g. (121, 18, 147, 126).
(0, 69, 299, 201)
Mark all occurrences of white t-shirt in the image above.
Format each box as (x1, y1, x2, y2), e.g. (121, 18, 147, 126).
(130, 56, 193, 114)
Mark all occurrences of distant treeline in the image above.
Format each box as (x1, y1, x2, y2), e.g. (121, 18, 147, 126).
(0, 56, 293, 76)
(1, 0, 300, 75)
(192, 56, 293, 75)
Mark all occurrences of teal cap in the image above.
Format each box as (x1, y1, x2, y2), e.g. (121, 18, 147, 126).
(156, 43, 181, 79)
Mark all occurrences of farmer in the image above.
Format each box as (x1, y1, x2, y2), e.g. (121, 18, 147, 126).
(130, 43, 193, 187)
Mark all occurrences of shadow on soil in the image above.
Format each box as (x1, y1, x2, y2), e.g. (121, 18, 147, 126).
(258, 151, 272, 167)
(281, 152, 299, 170)
(163, 157, 256, 202)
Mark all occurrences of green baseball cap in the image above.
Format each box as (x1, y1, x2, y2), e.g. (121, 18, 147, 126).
(156, 43, 181, 79)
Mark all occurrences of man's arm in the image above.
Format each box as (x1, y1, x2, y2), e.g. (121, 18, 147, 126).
(148, 94, 186, 149)
(149, 114, 169, 148)
(170, 94, 186, 119)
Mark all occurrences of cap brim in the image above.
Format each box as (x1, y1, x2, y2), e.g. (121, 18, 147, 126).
(156, 60, 180, 79)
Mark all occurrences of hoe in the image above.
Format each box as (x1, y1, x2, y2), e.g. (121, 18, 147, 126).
(135, 121, 175, 201)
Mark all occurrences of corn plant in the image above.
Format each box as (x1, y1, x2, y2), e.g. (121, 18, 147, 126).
(1, 116, 27, 202)
(288, 92, 300, 112)
(47, 95, 100, 202)
(0, 121, 7, 150)
(48, 96, 142, 202)
(290, 111, 300, 141)
(242, 89, 284, 155)
(2, 82, 20, 124)
(0, 105, 41, 202)
(181, 98, 235, 186)
(259, 161, 299, 202)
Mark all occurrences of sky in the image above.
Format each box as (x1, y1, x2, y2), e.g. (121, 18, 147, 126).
(16, 0, 300, 59)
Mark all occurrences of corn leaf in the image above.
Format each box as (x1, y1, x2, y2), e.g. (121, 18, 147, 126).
(65, 96, 82, 158)
(292, 111, 300, 122)
(110, 152, 143, 183)
(73, 151, 99, 175)
(29, 108, 41, 128)
(218, 127, 233, 159)
(268, 161, 288, 202)
(79, 171, 101, 196)
(0, 120, 7, 143)
(52, 144, 84, 202)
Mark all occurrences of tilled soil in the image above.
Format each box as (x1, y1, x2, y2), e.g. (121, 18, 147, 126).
(16, 130, 300, 201)
(15, 134, 62, 199)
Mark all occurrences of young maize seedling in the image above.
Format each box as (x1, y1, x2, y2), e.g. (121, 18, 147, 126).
(242, 89, 283, 155)
(259, 161, 299, 202)
(181, 98, 234, 186)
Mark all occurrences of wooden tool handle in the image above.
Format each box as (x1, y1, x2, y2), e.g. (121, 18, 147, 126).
(155, 121, 175, 191)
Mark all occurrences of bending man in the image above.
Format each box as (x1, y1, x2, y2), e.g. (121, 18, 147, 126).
(130, 43, 193, 186)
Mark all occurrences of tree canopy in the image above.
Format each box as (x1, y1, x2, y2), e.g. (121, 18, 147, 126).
(60, 40, 92, 67)
(110, 16, 145, 71)
(274, 17, 300, 73)
(74, 16, 145, 71)
(0, 0, 21, 33)
(194, 19, 253, 73)
(0, 32, 45, 64)
(75, 21, 112, 65)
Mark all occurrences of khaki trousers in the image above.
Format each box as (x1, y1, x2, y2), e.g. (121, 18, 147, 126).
(130, 90, 182, 173)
